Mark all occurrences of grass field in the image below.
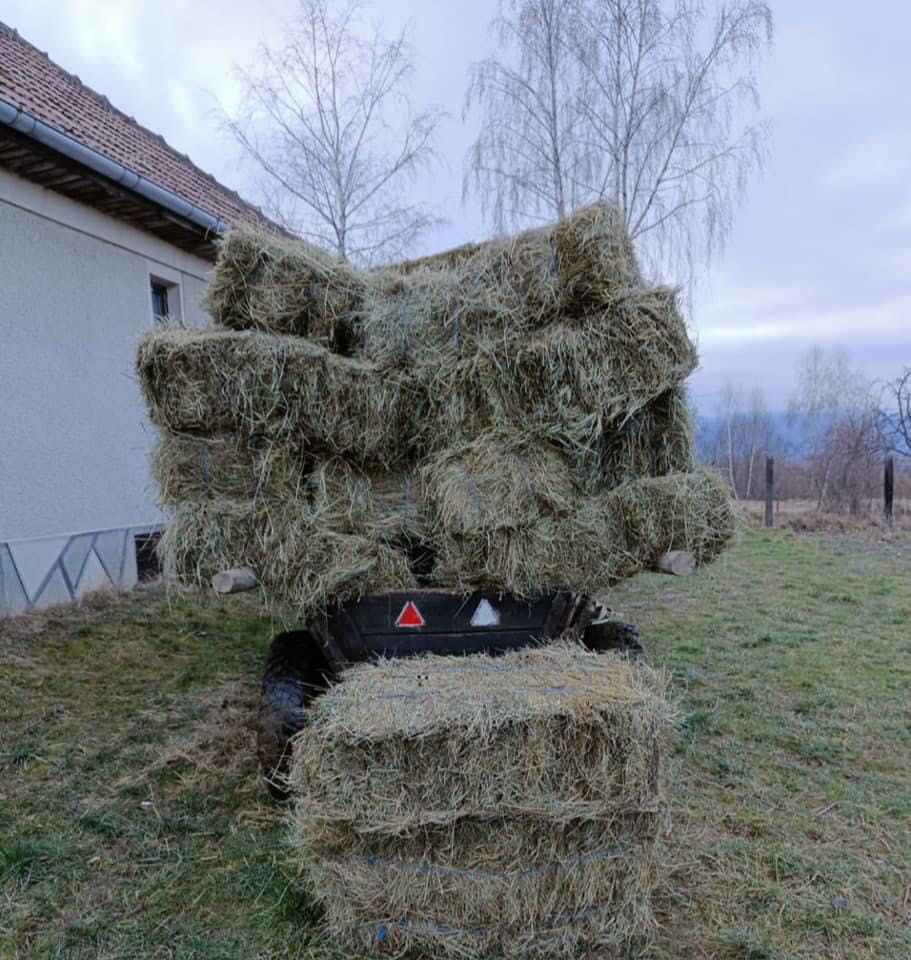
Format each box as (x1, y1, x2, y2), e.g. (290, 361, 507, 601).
(1, 528, 909, 959)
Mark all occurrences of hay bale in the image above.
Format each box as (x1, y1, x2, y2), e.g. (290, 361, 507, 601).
(150, 435, 429, 547)
(307, 459, 431, 544)
(429, 469, 734, 597)
(425, 288, 697, 450)
(156, 465, 731, 610)
(420, 432, 577, 536)
(204, 223, 361, 346)
(139, 200, 732, 615)
(595, 388, 694, 490)
(204, 203, 641, 345)
(391, 200, 641, 322)
(288, 643, 673, 957)
(357, 266, 518, 370)
(302, 816, 658, 957)
(150, 433, 312, 503)
(136, 329, 425, 465)
(160, 499, 416, 615)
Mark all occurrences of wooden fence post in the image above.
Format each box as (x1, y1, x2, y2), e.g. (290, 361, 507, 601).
(884, 455, 894, 530)
(764, 456, 774, 528)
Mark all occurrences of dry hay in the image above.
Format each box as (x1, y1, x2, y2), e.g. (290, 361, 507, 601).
(301, 816, 658, 957)
(288, 643, 673, 957)
(290, 644, 671, 826)
(430, 469, 734, 598)
(307, 458, 430, 544)
(204, 202, 642, 348)
(595, 388, 694, 491)
(420, 432, 577, 537)
(150, 434, 429, 547)
(139, 199, 732, 615)
(136, 329, 425, 466)
(139, 289, 694, 478)
(159, 499, 416, 615)
(155, 468, 732, 612)
(203, 223, 361, 348)
(151, 390, 693, 516)
(150, 433, 312, 503)
(423, 288, 696, 451)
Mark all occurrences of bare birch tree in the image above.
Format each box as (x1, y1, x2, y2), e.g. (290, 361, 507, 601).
(789, 347, 878, 512)
(465, 0, 772, 285)
(464, 0, 588, 230)
(223, 0, 443, 263)
(718, 378, 741, 497)
(701, 380, 779, 499)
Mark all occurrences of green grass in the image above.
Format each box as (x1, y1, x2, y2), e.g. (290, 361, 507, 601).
(610, 529, 911, 960)
(1, 529, 909, 958)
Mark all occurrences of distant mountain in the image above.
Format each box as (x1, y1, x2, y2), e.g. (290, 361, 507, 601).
(693, 411, 810, 462)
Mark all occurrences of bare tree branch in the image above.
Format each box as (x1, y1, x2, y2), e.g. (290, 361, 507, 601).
(876, 367, 911, 457)
(788, 346, 880, 513)
(464, 0, 772, 288)
(221, 0, 445, 263)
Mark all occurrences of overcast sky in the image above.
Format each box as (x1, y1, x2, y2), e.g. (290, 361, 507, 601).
(3, 0, 909, 412)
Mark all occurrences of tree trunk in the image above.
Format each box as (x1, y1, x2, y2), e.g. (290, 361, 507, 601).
(726, 415, 738, 498)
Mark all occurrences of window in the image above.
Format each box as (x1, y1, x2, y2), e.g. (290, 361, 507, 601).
(135, 532, 162, 583)
(150, 280, 170, 320)
(149, 274, 182, 325)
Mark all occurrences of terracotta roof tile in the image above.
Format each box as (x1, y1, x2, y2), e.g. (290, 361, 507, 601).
(0, 21, 269, 228)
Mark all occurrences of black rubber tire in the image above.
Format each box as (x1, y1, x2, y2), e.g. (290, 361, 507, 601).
(256, 630, 335, 800)
(582, 620, 647, 660)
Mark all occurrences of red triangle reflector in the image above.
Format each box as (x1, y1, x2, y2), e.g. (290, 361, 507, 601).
(395, 600, 425, 628)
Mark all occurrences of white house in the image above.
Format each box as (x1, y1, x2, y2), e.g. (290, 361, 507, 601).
(0, 22, 271, 616)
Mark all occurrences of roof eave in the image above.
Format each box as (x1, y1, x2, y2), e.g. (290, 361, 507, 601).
(0, 95, 229, 240)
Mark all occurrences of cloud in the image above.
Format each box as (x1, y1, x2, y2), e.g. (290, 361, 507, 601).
(826, 129, 911, 191)
(701, 288, 911, 344)
(3, 0, 909, 414)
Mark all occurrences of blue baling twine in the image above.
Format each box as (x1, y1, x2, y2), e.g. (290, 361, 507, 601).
(401, 298, 410, 355)
(361, 844, 629, 881)
(402, 473, 411, 527)
(370, 683, 592, 702)
(373, 900, 615, 941)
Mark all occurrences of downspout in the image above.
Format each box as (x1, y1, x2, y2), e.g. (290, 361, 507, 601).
(0, 96, 228, 236)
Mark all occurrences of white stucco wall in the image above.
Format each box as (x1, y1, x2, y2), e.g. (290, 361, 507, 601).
(0, 169, 213, 611)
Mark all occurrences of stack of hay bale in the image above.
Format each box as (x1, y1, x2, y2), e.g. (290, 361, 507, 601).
(136, 201, 734, 612)
(289, 643, 674, 956)
(136, 203, 732, 956)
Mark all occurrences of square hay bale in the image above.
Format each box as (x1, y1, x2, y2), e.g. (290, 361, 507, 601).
(423, 288, 697, 450)
(428, 469, 735, 597)
(150, 432, 313, 504)
(203, 223, 362, 345)
(204, 202, 641, 344)
(288, 643, 674, 957)
(420, 432, 577, 537)
(159, 499, 416, 615)
(390, 200, 642, 323)
(136, 329, 425, 466)
(595, 387, 694, 490)
(150, 434, 430, 546)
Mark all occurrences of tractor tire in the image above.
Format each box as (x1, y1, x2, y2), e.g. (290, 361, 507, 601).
(256, 630, 335, 800)
(582, 620, 646, 660)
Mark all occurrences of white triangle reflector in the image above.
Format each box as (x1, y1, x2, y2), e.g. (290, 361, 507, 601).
(469, 598, 501, 628)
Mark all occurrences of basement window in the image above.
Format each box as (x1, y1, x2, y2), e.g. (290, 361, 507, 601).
(135, 532, 162, 583)
(150, 276, 181, 325)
